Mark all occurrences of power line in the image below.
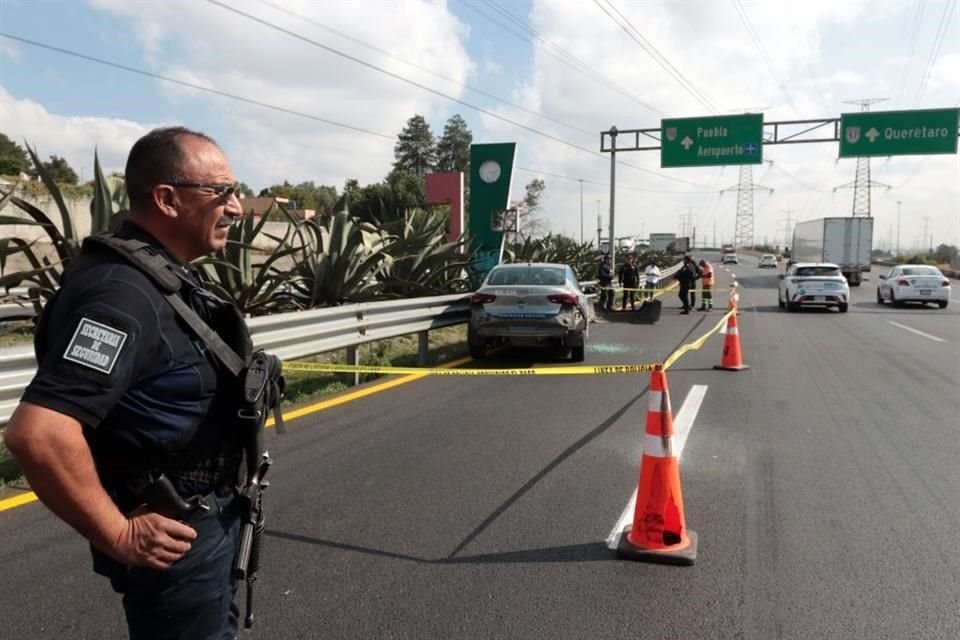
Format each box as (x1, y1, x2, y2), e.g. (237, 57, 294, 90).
(592, 0, 720, 114)
(769, 162, 831, 192)
(784, 0, 831, 114)
(730, 0, 799, 115)
(253, 0, 596, 138)
(913, 0, 958, 106)
(206, 0, 710, 188)
(895, 0, 925, 107)
(456, 0, 664, 115)
(0, 32, 395, 140)
(515, 167, 718, 194)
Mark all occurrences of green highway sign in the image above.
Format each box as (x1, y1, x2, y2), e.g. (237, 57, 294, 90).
(839, 108, 959, 158)
(660, 114, 763, 168)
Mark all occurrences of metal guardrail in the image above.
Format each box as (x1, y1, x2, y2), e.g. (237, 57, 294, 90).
(0, 294, 471, 425)
(0, 263, 683, 425)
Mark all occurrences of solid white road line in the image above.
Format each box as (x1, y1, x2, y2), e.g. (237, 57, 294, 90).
(888, 321, 947, 343)
(605, 384, 708, 549)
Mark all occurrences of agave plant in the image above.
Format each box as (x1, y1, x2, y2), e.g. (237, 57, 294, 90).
(282, 210, 393, 307)
(194, 203, 302, 316)
(504, 233, 601, 281)
(378, 209, 472, 297)
(0, 145, 125, 312)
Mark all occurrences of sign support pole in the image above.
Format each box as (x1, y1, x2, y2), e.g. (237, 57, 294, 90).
(608, 126, 618, 275)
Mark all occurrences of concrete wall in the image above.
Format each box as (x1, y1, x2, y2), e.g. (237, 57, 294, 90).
(2, 193, 94, 242)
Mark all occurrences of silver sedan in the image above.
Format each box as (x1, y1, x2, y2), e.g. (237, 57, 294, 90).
(877, 264, 951, 309)
(468, 263, 590, 361)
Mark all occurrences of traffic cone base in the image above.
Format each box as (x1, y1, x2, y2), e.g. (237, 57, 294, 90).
(617, 527, 697, 566)
(715, 310, 749, 370)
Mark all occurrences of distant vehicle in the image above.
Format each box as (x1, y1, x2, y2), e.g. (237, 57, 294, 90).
(791, 217, 873, 286)
(468, 263, 590, 361)
(721, 244, 735, 254)
(649, 233, 677, 252)
(759, 254, 778, 268)
(721, 253, 738, 264)
(778, 262, 849, 313)
(876, 265, 950, 309)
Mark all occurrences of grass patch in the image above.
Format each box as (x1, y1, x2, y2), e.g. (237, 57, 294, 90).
(0, 430, 24, 490)
(281, 324, 467, 407)
(0, 321, 36, 349)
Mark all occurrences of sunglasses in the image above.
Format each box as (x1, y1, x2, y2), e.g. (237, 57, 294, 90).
(165, 181, 240, 198)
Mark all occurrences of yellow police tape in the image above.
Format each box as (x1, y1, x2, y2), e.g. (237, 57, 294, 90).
(283, 362, 661, 376)
(662, 308, 734, 370)
(285, 283, 739, 378)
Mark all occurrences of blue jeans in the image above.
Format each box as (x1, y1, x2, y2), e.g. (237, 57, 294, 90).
(100, 494, 241, 640)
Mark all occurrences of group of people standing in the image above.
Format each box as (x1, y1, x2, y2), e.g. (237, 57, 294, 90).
(675, 255, 714, 314)
(596, 255, 662, 311)
(595, 254, 715, 315)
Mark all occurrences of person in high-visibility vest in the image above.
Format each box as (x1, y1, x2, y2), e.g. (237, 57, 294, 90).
(698, 259, 715, 310)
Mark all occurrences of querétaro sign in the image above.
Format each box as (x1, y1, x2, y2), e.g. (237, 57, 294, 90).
(839, 108, 959, 158)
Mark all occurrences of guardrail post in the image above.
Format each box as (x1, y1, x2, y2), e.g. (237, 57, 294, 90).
(345, 345, 360, 387)
(417, 330, 430, 365)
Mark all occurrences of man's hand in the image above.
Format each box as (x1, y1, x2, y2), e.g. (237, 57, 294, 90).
(112, 506, 197, 570)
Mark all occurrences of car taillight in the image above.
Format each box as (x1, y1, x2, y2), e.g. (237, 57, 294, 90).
(470, 293, 496, 304)
(943, 280, 951, 287)
(547, 293, 578, 306)
(897, 279, 910, 286)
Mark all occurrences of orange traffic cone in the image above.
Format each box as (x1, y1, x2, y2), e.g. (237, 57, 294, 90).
(714, 307, 749, 371)
(617, 367, 697, 565)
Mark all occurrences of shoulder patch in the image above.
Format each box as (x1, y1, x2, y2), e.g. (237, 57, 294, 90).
(62, 317, 129, 375)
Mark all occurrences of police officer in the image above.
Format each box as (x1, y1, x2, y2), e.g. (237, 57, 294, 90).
(4, 127, 251, 639)
(597, 254, 614, 311)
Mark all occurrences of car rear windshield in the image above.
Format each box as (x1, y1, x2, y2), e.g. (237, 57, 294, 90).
(795, 266, 841, 277)
(487, 267, 567, 286)
(901, 266, 940, 276)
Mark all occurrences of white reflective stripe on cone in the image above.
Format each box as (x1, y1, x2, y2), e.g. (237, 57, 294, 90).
(643, 433, 674, 458)
(727, 326, 738, 336)
(648, 390, 670, 414)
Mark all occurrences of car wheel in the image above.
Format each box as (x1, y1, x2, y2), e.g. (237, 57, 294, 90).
(786, 300, 796, 312)
(890, 290, 902, 308)
(778, 295, 785, 309)
(938, 300, 948, 309)
(467, 328, 486, 359)
(571, 343, 585, 362)
(876, 288, 883, 304)
(839, 303, 848, 313)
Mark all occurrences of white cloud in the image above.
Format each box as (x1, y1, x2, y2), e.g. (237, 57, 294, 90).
(0, 39, 22, 62)
(89, 0, 474, 189)
(927, 53, 960, 93)
(478, 0, 959, 248)
(0, 85, 152, 179)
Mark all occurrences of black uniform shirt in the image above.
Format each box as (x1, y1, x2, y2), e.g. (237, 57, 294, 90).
(23, 221, 220, 458)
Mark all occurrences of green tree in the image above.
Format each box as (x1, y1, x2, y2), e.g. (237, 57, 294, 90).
(523, 178, 545, 213)
(0, 133, 30, 176)
(933, 243, 958, 264)
(260, 180, 339, 211)
(237, 181, 255, 197)
(436, 114, 472, 173)
(39, 155, 79, 185)
(393, 114, 436, 178)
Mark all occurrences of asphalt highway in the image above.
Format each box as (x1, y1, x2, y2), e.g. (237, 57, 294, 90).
(1, 254, 958, 639)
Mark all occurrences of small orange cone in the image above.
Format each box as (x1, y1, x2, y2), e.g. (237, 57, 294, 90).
(714, 306, 750, 371)
(617, 367, 697, 565)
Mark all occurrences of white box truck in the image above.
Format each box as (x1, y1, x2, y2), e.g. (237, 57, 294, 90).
(791, 217, 874, 286)
(649, 233, 676, 252)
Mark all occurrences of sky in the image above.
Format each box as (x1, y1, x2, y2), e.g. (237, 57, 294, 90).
(1, 0, 958, 252)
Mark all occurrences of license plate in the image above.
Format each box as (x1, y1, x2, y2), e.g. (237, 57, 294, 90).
(814, 296, 825, 302)
(919, 289, 931, 295)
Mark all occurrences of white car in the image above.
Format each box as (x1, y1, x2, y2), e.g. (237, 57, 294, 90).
(469, 263, 590, 361)
(758, 254, 778, 268)
(721, 253, 738, 264)
(876, 264, 951, 309)
(778, 262, 849, 313)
